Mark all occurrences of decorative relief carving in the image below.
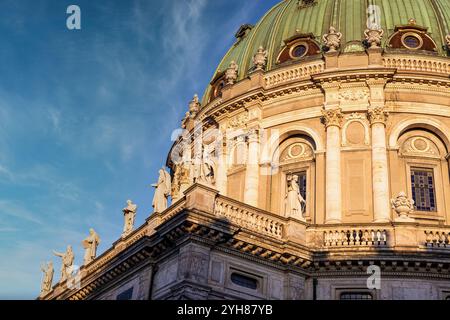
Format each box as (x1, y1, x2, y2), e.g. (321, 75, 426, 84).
(401, 136, 439, 158)
(342, 113, 370, 146)
(228, 112, 249, 129)
(321, 108, 344, 128)
(281, 142, 314, 162)
(339, 89, 369, 102)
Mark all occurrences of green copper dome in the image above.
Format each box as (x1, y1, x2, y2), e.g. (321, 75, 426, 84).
(203, 0, 450, 103)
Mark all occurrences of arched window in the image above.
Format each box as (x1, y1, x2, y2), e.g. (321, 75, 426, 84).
(397, 129, 448, 218)
(270, 135, 316, 221)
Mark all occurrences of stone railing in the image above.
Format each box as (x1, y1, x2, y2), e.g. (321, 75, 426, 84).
(424, 230, 450, 248)
(264, 60, 325, 88)
(214, 197, 284, 239)
(383, 55, 450, 75)
(323, 228, 388, 247)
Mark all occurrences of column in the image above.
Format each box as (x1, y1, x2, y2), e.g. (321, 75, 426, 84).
(368, 107, 390, 222)
(244, 129, 260, 207)
(322, 109, 343, 223)
(215, 140, 228, 196)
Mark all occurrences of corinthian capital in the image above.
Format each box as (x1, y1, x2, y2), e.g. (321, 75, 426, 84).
(321, 108, 343, 128)
(247, 128, 259, 143)
(368, 107, 389, 126)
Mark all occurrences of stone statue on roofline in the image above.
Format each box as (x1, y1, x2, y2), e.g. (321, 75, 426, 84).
(82, 228, 100, 265)
(40, 261, 54, 296)
(53, 245, 74, 282)
(122, 200, 137, 237)
(152, 168, 172, 213)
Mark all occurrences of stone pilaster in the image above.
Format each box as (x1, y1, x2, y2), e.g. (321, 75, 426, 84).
(215, 139, 228, 196)
(244, 129, 260, 207)
(367, 77, 391, 223)
(322, 108, 343, 223)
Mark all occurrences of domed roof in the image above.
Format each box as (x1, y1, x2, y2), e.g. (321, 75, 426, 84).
(203, 0, 450, 103)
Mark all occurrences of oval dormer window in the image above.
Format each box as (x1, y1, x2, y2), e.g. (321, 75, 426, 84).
(291, 44, 308, 58)
(403, 34, 421, 49)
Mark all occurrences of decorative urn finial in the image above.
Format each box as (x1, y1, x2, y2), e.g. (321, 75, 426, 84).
(253, 46, 268, 71)
(364, 27, 384, 49)
(225, 61, 239, 85)
(391, 192, 415, 222)
(323, 26, 342, 53)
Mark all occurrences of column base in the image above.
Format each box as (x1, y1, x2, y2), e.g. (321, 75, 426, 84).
(373, 218, 391, 223)
(325, 219, 342, 224)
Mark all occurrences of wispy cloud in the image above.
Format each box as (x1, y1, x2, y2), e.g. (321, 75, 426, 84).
(0, 200, 43, 225)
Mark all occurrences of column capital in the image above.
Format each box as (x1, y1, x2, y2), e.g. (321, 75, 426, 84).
(247, 128, 260, 143)
(321, 108, 344, 129)
(368, 107, 389, 126)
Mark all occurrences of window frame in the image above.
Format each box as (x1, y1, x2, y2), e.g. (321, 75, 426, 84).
(397, 130, 448, 222)
(405, 160, 444, 220)
(410, 167, 437, 212)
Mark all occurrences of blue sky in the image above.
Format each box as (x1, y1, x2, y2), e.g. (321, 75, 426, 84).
(0, 0, 280, 299)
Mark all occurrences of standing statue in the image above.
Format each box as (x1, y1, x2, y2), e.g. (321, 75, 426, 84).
(323, 26, 342, 53)
(391, 191, 415, 222)
(197, 148, 215, 186)
(225, 61, 239, 85)
(152, 168, 172, 213)
(364, 27, 384, 49)
(188, 94, 201, 116)
(82, 228, 100, 265)
(122, 200, 137, 237)
(191, 153, 202, 183)
(253, 46, 268, 71)
(285, 174, 306, 221)
(40, 261, 54, 296)
(445, 34, 450, 48)
(53, 245, 74, 282)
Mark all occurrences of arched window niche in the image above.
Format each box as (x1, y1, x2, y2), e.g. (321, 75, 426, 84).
(397, 129, 449, 221)
(269, 135, 316, 222)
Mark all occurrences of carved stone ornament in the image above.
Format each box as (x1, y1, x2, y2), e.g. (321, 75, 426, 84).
(225, 61, 239, 85)
(253, 46, 268, 71)
(391, 192, 415, 222)
(188, 94, 201, 116)
(281, 142, 314, 162)
(323, 26, 342, 53)
(228, 112, 249, 129)
(401, 136, 439, 158)
(322, 108, 344, 128)
(446, 34, 450, 48)
(367, 107, 389, 125)
(364, 28, 384, 49)
(339, 89, 369, 102)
